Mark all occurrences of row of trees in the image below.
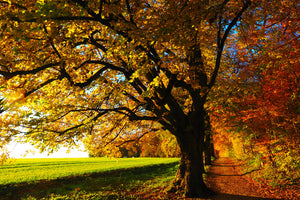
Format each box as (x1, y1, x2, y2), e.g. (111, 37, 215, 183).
(208, 0, 299, 186)
(0, 0, 298, 197)
(85, 129, 181, 158)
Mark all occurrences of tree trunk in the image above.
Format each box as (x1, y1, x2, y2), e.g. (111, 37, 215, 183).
(164, 95, 214, 197)
(204, 111, 212, 165)
(204, 132, 212, 165)
(211, 142, 216, 158)
(170, 130, 213, 198)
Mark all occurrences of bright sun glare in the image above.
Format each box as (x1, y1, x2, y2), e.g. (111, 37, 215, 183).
(7, 142, 89, 158)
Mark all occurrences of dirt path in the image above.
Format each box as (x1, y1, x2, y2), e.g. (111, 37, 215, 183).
(205, 157, 299, 200)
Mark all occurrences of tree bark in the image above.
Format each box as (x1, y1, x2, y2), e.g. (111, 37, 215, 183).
(211, 142, 216, 158)
(169, 112, 214, 198)
(204, 132, 212, 165)
(204, 111, 212, 165)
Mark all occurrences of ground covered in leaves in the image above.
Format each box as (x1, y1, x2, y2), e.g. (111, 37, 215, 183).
(0, 158, 299, 199)
(205, 157, 300, 200)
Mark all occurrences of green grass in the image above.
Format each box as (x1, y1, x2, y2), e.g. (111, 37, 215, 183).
(0, 157, 179, 185)
(0, 157, 181, 200)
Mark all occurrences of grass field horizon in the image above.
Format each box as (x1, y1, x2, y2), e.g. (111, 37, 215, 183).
(0, 157, 181, 199)
(0, 157, 179, 185)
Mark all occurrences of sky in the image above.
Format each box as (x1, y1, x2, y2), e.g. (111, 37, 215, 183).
(7, 142, 89, 158)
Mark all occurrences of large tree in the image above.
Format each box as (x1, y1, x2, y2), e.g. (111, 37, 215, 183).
(0, 0, 252, 197)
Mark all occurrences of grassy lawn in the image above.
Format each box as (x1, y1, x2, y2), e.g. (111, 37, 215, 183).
(0, 157, 178, 185)
(0, 157, 180, 200)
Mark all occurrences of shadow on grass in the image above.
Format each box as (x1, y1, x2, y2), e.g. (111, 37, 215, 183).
(0, 161, 282, 200)
(0, 161, 179, 200)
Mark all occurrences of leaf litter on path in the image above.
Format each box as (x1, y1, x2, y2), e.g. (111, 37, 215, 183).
(205, 157, 300, 200)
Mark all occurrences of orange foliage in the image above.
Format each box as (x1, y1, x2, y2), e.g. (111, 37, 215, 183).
(208, 1, 300, 186)
(86, 130, 180, 158)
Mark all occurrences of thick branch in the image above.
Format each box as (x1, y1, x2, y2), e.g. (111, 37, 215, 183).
(89, 30, 108, 52)
(208, 0, 251, 89)
(97, 107, 157, 121)
(51, 16, 97, 21)
(51, 108, 99, 123)
(24, 78, 57, 97)
(0, 98, 4, 114)
(0, 62, 60, 79)
(73, 60, 128, 88)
